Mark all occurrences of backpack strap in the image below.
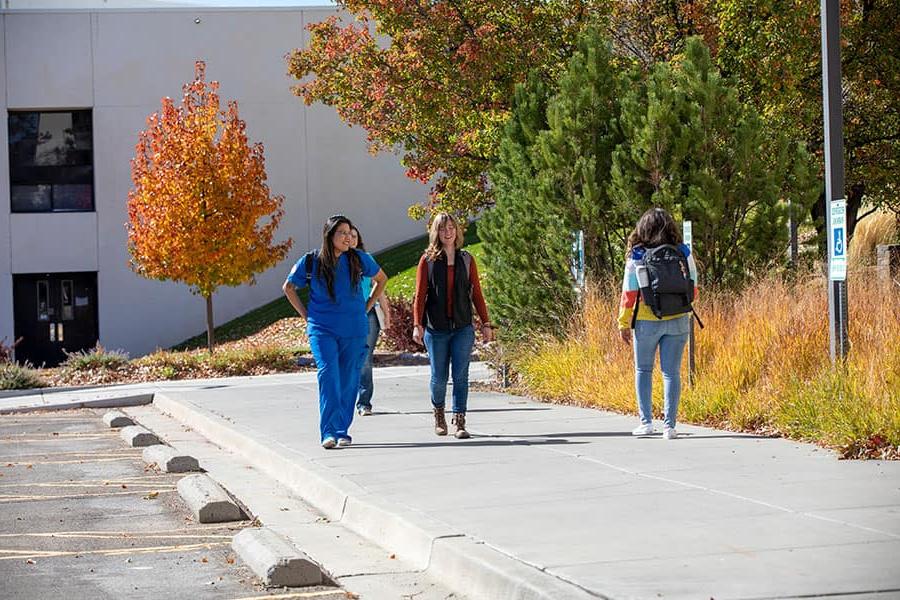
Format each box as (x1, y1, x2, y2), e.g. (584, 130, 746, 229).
(630, 292, 640, 330)
(426, 251, 472, 279)
(691, 307, 705, 329)
(304, 250, 317, 285)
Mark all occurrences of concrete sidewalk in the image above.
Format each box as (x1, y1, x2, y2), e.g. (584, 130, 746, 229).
(5, 365, 900, 598)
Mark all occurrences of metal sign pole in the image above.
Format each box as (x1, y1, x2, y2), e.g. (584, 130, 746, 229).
(821, 0, 850, 361)
(683, 220, 695, 387)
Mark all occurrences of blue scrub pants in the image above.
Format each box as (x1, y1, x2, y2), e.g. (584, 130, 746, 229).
(309, 333, 367, 442)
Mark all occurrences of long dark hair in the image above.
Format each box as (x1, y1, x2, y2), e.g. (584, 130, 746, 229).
(350, 225, 366, 251)
(626, 207, 681, 253)
(318, 215, 363, 300)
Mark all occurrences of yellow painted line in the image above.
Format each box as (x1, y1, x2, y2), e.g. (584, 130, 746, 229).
(0, 489, 175, 503)
(1, 457, 135, 466)
(2, 430, 115, 437)
(1, 435, 117, 443)
(0, 475, 176, 487)
(0, 524, 250, 537)
(0, 481, 170, 489)
(0, 541, 230, 561)
(0, 450, 137, 459)
(229, 592, 347, 600)
(0, 532, 232, 541)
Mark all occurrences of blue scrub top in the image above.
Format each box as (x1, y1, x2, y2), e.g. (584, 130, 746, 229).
(286, 250, 380, 338)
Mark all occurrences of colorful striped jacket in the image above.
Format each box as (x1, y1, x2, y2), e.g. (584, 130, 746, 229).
(617, 244, 699, 330)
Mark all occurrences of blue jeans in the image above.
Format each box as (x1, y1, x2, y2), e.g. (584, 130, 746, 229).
(633, 315, 690, 429)
(423, 325, 475, 413)
(356, 310, 380, 409)
(309, 333, 367, 442)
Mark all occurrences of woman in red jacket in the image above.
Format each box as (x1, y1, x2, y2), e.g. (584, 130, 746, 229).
(412, 212, 493, 439)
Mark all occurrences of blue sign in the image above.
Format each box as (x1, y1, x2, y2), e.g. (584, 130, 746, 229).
(829, 199, 847, 281)
(833, 227, 845, 257)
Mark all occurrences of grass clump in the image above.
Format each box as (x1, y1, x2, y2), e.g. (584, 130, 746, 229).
(514, 268, 900, 459)
(0, 363, 48, 390)
(137, 344, 302, 379)
(62, 345, 130, 372)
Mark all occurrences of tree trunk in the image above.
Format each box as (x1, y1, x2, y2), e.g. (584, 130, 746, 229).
(205, 294, 215, 353)
(813, 183, 865, 242)
(846, 182, 865, 241)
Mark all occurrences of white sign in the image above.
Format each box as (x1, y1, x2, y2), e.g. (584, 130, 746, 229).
(570, 230, 585, 291)
(829, 199, 847, 281)
(683, 220, 692, 251)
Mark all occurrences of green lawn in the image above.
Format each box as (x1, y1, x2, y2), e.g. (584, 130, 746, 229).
(384, 224, 482, 298)
(174, 224, 481, 350)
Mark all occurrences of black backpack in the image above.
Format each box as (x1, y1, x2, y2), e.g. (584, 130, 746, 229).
(631, 245, 703, 328)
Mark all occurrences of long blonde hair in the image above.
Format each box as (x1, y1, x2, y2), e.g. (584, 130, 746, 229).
(425, 212, 465, 261)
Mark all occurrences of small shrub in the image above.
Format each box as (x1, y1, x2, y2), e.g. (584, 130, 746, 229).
(135, 350, 202, 378)
(382, 295, 419, 352)
(62, 344, 130, 371)
(206, 345, 297, 375)
(0, 363, 47, 390)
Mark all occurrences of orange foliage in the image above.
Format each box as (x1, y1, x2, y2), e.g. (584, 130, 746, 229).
(127, 61, 292, 299)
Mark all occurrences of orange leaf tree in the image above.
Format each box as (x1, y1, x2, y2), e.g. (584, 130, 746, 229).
(127, 61, 293, 352)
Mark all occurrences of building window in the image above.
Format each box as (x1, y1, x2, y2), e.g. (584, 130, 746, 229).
(8, 110, 94, 213)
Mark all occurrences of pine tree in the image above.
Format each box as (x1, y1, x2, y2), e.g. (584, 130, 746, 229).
(534, 28, 629, 278)
(481, 29, 628, 339)
(481, 74, 575, 340)
(610, 38, 817, 284)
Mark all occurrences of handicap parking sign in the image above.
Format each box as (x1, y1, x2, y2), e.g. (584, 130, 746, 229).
(829, 199, 847, 281)
(833, 227, 845, 257)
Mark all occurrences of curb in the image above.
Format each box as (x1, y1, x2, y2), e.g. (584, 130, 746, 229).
(142, 445, 201, 473)
(103, 410, 135, 428)
(153, 392, 599, 600)
(119, 424, 160, 447)
(0, 393, 154, 414)
(176, 474, 244, 523)
(232, 527, 324, 587)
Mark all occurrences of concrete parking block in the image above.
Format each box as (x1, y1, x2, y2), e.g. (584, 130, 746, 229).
(102, 410, 134, 428)
(232, 527, 324, 587)
(177, 474, 243, 523)
(119, 425, 160, 447)
(143, 445, 201, 473)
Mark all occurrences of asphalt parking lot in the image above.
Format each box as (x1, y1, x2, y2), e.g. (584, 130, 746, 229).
(0, 409, 276, 599)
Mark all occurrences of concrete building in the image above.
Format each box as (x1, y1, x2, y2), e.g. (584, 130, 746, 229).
(1, 5, 428, 365)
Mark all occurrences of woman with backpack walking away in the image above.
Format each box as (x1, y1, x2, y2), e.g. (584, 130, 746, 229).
(617, 208, 699, 440)
(349, 225, 392, 416)
(283, 215, 387, 449)
(412, 212, 494, 439)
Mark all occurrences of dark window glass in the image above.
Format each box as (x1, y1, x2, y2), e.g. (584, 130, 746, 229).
(61, 280, 74, 321)
(11, 185, 52, 211)
(54, 184, 93, 210)
(8, 110, 94, 212)
(37, 280, 49, 321)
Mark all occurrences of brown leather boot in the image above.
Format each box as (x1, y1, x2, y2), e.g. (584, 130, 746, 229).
(433, 406, 448, 436)
(452, 413, 470, 439)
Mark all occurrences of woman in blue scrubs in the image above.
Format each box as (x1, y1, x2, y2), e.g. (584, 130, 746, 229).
(283, 215, 387, 449)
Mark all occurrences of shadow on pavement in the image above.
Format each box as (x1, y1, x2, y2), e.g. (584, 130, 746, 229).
(349, 438, 589, 449)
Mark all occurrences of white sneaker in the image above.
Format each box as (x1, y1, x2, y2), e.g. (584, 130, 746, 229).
(632, 423, 655, 436)
(321, 437, 337, 449)
(337, 437, 352, 447)
(663, 427, 678, 440)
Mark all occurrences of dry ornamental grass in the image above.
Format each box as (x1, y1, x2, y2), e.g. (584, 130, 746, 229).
(515, 268, 900, 460)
